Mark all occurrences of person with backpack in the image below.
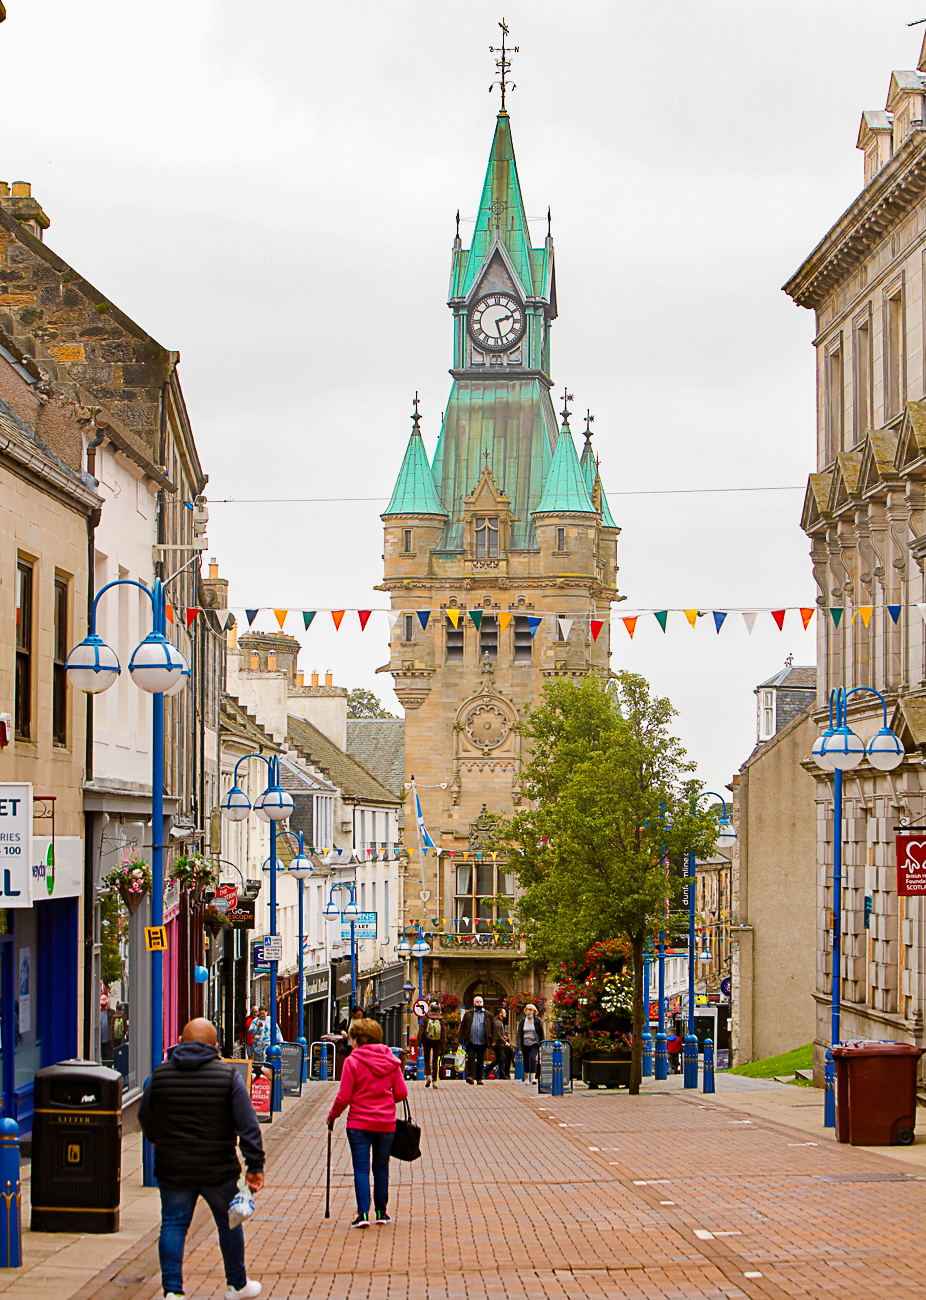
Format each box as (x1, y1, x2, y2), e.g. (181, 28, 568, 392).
(415, 1000, 446, 1088)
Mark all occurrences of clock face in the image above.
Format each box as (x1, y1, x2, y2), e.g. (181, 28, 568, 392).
(469, 293, 525, 351)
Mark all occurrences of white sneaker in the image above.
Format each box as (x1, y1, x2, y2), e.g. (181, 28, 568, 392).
(225, 1282, 261, 1300)
(165, 1293, 185, 1299)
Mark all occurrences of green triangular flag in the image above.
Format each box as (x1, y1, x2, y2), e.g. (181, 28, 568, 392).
(829, 607, 844, 628)
(469, 610, 483, 631)
(654, 611, 668, 633)
(303, 611, 316, 630)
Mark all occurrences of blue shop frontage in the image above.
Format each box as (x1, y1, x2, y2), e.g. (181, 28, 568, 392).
(0, 786, 82, 1136)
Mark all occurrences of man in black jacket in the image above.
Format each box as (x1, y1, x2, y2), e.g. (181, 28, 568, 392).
(139, 1018, 265, 1300)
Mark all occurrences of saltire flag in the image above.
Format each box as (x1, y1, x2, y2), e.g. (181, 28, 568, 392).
(414, 786, 436, 854)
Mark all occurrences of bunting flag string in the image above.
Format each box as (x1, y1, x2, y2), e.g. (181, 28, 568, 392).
(446, 609, 461, 629)
(591, 619, 605, 641)
(558, 617, 574, 641)
(331, 610, 345, 630)
(742, 612, 757, 635)
(654, 611, 668, 633)
(358, 610, 372, 630)
(166, 603, 174, 625)
(186, 607, 200, 629)
(303, 611, 316, 630)
(684, 609, 698, 629)
(712, 611, 726, 634)
(622, 616, 637, 639)
(274, 609, 287, 631)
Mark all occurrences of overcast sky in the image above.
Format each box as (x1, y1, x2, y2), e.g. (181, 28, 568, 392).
(3, 2, 921, 794)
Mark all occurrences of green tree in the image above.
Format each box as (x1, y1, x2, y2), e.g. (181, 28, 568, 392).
(346, 688, 396, 719)
(500, 673, 718, 1094)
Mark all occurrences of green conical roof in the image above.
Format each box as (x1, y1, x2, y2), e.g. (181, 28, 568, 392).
(454, 111, 535, 299)
(579, 437, 618, 529)
(534, 423, 595, 515)
(383, 424, 448, 517)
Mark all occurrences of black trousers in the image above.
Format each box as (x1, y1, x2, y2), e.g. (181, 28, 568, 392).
(465, 1044, 487, 1080)
(495, 1044, 511, 1079)
(422, 1041, 441, 1080)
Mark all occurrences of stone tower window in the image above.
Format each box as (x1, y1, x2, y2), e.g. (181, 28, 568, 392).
(475, 516, 499, 558)
(455, 861, 514, 932)
(556, 527, 565, 552)
(513, 615, 532, 662)
(403, 529, 412, 553)
(446, 615, 464, 661)
(403, 614, 415, 643)
(479, 614, 498, 660)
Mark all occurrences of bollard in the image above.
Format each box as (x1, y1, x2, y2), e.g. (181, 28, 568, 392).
(514, 1047, 524, 1081)
(702, 1038, 715, 1094)
(319, 1042, 329, 1082)
(683, 1034, 699, 1089)
(141, 1076, 157, 1187)
(416, 1044, 425, 1083)
(266, 1044, 283, 1112)
(297, 1036, 308, 1084)
(0, 1119, 21, 1268)
(654, 1032, 668, 1081)
(824, 1048, 835, 1128)
(551, 1041, 564, 1097)
(642, 1029, 653, 1078)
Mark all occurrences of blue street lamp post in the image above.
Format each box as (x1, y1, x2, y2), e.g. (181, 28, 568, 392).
(325, 882, 360, 1014)
(642, 943, 653, 1078)
(396, 926, 431, 1081)
(279, 831, 314, 1082)
(220, 753, 294, 1113)
(685, 794, 737, 1090)
(65, 577, 190, 1186)
(811, 687, 904, 1127)
(654, 928, 667, 1081)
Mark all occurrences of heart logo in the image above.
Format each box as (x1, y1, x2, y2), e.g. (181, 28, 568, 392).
(905, 840, 926, 868)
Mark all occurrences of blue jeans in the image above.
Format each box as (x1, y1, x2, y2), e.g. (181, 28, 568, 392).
(346, 1128, 393, 1216)
(158, 1177, 247, 1295)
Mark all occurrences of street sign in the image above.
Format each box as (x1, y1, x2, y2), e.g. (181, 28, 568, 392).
(413, 998, 429, 1018)
(227, 901, 255, 928)
(896, 836, 926, 895)
(263, 934, 283, 961)
(341, 911, 377, 940)
(0, 784, 32, 906)
(252, 940, 270, 972)
(145, 926, 167, 952)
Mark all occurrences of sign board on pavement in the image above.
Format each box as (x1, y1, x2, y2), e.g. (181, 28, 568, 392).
(222, 1057, 252, 1091)
(263, 934, 283, 962)
(537, 1041, 573, 1094)
(341, 911, 377, 940)
(896, 836, 926, 895)
(251, 1071, 272, 1121)
(413, 998, 429, 1018)
(280, 1043, 305, 1095)
(0, 784, 32, 906)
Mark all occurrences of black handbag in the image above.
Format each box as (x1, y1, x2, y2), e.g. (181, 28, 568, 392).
(391, 1099, 421, 1162)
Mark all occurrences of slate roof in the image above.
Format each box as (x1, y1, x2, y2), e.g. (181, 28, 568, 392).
(346, 719, 406, 798)
(383, 424, 448, 517)
(220, 693, 280, 752)
(286, 713, 401, 806)
(534, 422, 595, 515)
(757, 666, 816, 690)
(277, 753, 337, 795)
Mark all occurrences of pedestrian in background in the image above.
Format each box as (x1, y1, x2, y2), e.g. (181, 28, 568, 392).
(139, 1017, 264, 1300)
(667, 1030, 683, 1073)
(327, 1017, 408, 1228)
(243, 1005, 258, 1059)
(517, 1004, 545, 1083)
(493, 1007, 511, 1080)
(252, 1007, 284, 1063)
(416, 1000, 446, 1088)
(459, 995, 491, 1085)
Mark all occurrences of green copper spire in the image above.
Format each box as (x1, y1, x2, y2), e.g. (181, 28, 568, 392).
(454, 111, 535, 299)
(383, 396, 448, 517)
(534, 419, 595, 515)
(579, 431, 618, 529)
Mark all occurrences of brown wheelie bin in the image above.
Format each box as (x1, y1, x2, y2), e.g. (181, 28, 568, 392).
(830, 1040, 924, 1145)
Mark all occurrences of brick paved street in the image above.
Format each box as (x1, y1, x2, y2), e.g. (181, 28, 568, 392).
(71, 1079, 926, 1300)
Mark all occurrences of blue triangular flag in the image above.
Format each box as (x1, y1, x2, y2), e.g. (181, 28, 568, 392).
(245, 609, 259, 627)
(888, 605, 902, 624)
(417, 610, 431, 631)
(712, 611, 727, 634)
(527, 616, 542, 638)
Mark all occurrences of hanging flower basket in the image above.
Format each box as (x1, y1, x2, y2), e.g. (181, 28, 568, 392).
(203, 905, 232, 938)
(103, 858, 152, 916)
(169, 853, 217, 902)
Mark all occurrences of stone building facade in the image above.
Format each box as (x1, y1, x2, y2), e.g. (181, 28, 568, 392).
(379, 107, 620, 1011)
(785, 31, 926, 1075)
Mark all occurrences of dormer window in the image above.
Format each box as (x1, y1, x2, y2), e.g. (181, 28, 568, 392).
(475, 516, 499, 558)
(758, 689, 775, 741)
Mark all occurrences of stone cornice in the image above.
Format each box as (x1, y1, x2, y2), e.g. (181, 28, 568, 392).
(784, 126, 926, 310)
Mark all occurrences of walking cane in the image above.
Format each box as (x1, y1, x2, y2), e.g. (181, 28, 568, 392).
(325, 1126, 332, 1219)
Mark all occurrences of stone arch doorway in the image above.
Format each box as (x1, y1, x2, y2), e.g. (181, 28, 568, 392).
(462, 978, 509, 1013)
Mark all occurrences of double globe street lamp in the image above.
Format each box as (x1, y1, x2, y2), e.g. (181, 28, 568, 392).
(220, 752, 293, 1111)
(811, 687, 904, 1126)
(66, 576, 189, 1186)
(324, 882, 361, 1011)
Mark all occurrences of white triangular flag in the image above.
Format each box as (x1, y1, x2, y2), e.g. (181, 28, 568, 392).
(742, 612, 757, 635)
(918, 604, 926, 624)
(214, 609, 232, 630)
(386, 611, 401, 631)
(558, 618, 574, 641)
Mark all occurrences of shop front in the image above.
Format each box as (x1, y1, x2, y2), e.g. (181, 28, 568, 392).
(303, 964, 330, 1046)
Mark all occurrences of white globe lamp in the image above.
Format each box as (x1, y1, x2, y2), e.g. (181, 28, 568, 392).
(65, 634, 120, 694)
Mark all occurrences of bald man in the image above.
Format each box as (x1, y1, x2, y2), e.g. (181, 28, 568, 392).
(139, 1018, 265, 1300)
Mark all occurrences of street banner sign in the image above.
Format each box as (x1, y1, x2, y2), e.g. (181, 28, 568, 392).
(215, 883, 238, 911)
(896, 836, 926, 895)
(0, 784, 32, 906)
(263, 934, 283, 961)
(413, 998, 429, 1018)
(341, 911, 377, 940)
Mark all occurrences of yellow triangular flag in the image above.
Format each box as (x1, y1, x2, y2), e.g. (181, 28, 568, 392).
(446, 608, 460, 628)
(274, 609, 288, 631)
(498, 611, 513, 634)
(857, 606, 874, 628)
(684, 609, 698, 629)
(463, 852, 469, 861)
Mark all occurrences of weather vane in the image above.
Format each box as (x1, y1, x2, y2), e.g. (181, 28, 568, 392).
(560, 388, 573, 426)
(584, 410, 594, 438)
(411, 392, 421, 428)
(483, 447, 491, 470)
(489, 18, 518, 109)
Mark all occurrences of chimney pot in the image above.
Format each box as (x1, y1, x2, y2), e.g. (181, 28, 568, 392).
(208, 558, 218, 578)
(0, 183, 9, 199)
(268, 653, 277, 671)
(311, 672, 319, 687)
(296, 672, 304, 687)
(228, 625, 237, 650)
(11, 182, 30, 198)
(325, 671, 333, 686)
(250, 653, 259, 671)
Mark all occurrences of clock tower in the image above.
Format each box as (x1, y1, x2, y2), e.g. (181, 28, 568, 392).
(380, 96, 621, 1013)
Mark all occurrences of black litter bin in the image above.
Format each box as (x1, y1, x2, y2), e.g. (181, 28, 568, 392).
(31, 1059, 123, 1233)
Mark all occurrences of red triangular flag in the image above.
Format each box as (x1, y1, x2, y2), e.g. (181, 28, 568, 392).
(800, 607, 814, 630)
(331, 610, 345, 630)
(358, 610, 372, 631)
(771, 609, 786, 631)
(590, 619, 604, 642)
(166, 603, 174, 625)
(186, 608, 199, 628)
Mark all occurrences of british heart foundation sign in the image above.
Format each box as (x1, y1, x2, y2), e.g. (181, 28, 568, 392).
(896, 836, 926, 895)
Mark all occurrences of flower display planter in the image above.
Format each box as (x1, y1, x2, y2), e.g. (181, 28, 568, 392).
(582, 1054, 632, 1090)
(118, 884, 149, 916)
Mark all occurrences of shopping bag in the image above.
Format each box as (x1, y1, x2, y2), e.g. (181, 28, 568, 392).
(390, 1099, 421, 1162)
(228, 1187, 255, 1228)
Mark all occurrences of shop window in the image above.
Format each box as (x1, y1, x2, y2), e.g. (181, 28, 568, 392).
(475, 516, 499, 558)
(53, 577, 68, 747)
(15, 561, 33, 740)
(454, 861, 514, 933)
